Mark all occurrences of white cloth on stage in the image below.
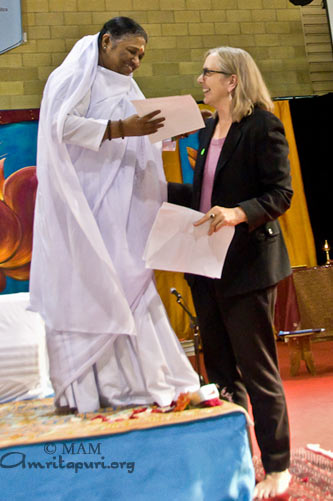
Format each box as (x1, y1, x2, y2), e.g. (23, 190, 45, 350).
(30, 34, 199, 412)
(0, 293, 52, 403)
(47, 281, 198, 411)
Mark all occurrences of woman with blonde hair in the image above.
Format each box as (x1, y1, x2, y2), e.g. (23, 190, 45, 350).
(169, 47, 293, 499)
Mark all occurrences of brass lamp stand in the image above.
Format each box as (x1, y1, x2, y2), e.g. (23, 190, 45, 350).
(323, 240, 332, 265)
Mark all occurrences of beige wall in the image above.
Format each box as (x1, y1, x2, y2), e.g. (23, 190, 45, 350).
(0, 0, 322, 110)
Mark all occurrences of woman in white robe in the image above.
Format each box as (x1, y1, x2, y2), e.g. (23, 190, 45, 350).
(29, 17, 199, 413)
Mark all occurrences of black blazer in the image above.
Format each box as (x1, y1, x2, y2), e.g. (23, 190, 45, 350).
(168, 107, 293, 297)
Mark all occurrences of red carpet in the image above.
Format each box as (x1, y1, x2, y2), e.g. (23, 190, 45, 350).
(278, 340, 333, 451)
(254, 447, 333, 500)
(255, 341, 333, 451)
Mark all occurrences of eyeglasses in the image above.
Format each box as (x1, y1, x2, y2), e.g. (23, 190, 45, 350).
(201, 68, 230, 77)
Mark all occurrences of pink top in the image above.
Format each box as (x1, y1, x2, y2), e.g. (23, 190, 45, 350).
(199, 137, 225, 214)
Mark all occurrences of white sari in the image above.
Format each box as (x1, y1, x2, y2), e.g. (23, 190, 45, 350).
(30, 34, 199, 412)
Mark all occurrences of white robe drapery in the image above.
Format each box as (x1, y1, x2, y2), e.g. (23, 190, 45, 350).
(29, 34, 199, 411)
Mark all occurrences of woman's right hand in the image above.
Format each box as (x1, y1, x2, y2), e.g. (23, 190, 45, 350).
(123, 110, 165, 136)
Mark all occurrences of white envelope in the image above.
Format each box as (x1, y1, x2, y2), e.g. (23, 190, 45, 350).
(131, 95, 205, 143)
(143, 202, 235, 278)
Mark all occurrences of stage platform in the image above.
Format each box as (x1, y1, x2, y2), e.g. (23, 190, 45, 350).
(0, 292, 255, 499)
(0, 397, 255, 501)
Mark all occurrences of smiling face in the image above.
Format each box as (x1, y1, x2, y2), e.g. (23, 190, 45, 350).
(99, 34, 146, 75)
(197, 53, 236, 108)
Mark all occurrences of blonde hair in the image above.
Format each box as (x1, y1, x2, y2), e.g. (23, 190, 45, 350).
(205, 47, 274, 122)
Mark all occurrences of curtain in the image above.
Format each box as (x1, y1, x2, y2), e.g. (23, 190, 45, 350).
(289, 93, 333, 265)
(274, 100, 317, 267)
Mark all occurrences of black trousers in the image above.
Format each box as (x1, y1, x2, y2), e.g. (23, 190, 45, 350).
(191, 277, 290, 473)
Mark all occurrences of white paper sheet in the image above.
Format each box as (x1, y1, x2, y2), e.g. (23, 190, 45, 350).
(143, 202, 235, 278)
(131, 95, 205, 143)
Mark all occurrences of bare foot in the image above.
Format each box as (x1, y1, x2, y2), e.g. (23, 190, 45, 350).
(253, 469, 291, 499)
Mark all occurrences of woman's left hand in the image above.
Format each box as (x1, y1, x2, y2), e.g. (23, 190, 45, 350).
(194, 205, 248, 236)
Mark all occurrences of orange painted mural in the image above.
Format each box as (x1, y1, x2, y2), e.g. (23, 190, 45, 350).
(0, 158, 37, 292)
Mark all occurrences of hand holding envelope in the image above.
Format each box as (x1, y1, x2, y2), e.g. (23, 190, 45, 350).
(131, 95, 205, 143)
(143, 202, 235, 279)
(122, 110, 166, 137)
